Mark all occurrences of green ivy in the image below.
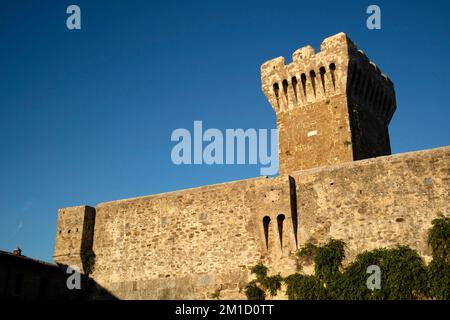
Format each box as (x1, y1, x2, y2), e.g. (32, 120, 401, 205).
(297, 243, 317, 267)
(261, 274, 283, 297)
(210, 287, 222, 300)
(246, 216, 449, 300)
(427, 215, 450, 299)
(251, 263, 268, 280)
(244, 263, 282, 300)
(244, 281, 266, 300)
(338, 246, 428, 300)
(427, 257, 450, 300)
(313, 239, 345, 283)
(428, 216, 450, 261)
(337, 248, 386, 300)
(284, 274, 326, 300)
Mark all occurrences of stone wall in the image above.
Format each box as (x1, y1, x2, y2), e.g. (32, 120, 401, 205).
(53, 206, 96, 271)
(276, 94, 354, 174)
(52, 146, 450, 299)
(89, 176, 296, 299)
(292, 146, 450, 265)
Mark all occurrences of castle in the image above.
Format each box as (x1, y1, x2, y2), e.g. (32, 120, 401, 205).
(53, 32, 450, 299)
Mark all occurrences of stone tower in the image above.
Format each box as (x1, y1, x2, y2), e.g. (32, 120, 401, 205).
(261, 32, 396, 174)
(53, 206, 96, 273)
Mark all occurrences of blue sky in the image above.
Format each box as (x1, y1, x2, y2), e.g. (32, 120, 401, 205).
(0, 0, 449, 262)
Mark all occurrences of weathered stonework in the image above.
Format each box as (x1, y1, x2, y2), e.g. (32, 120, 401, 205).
(53, 206, 95, 271)
(261, 32, 395, 174)
(53, 33, 449, 300)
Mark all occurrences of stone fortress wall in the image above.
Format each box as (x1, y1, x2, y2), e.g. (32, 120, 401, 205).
(53, 33, 450, 299)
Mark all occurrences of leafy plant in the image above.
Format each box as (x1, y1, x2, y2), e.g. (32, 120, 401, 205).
(211, 287, 222, 300)
(246, 216, 450, 300)
(244, 263, 282, 300)
(251, 263, 268, 280)
(297, 243, 318, 266)
(244, 281, 266, 300)
(427, 257, 450, 300)
(314, 239, 345, 283)
(428, 216, 450, 261)
(427, 216, 450, 299)
(284, 274, 326, 300)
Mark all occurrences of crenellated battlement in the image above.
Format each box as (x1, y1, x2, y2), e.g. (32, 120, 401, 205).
(261, 32, 396, 125)
(261, 33, 350, 112)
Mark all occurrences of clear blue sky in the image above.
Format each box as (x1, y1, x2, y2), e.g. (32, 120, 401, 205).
(1, 0, 449, 262)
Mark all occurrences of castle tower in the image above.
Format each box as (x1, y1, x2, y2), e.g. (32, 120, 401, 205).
(53, 206, 96, 273)
(261, 32, 396, 174)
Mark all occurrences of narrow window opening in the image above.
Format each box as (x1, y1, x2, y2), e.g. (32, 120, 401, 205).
(358, 76, 366, 98)
(364, 79, 372, 102)
(291, 76, 298, 102)
(263, 216, 271, 251)
(273, 83, 280, 100)
(310, 70, 316, 96)
(282, 80, 289, 102)
(300, 73, 307, 97)
(329, 63, 336, 89)
(353, 68, 362, 94)
(319, 67, 326, 93)
(369, 85, 377, 107)
(277, 214, 286, 249)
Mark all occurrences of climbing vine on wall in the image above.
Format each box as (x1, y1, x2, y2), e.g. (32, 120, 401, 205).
(245, 216, 449, 300)
(244, 263, 283, 300)
(427, 216, 450, 300)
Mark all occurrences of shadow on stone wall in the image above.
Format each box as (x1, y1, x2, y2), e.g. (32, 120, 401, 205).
(56, 263, 118, 300)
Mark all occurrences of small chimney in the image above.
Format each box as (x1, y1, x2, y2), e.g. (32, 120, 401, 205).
(12, 247, 22, 256)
